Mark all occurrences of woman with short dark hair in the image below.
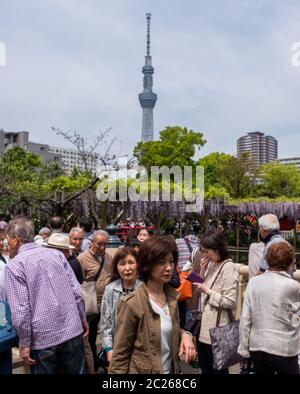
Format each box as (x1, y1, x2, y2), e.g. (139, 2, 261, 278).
(238, 241, 300, 374)
(109, 236, 196, 374)
(192, 230, 238, 374)
(100, 247, 141, 365)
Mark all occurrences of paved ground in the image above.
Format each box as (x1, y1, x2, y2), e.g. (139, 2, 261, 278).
(180, 361, 240, 374)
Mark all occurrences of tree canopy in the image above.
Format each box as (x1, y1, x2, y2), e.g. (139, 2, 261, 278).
(133, 126, 206, 170)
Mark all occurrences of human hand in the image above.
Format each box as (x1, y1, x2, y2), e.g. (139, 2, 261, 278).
(82, 320, 89, 337)
(20, 347, 36, 365)
(179, 333, 197, 364)
(106, 350, 113, 364)
(199, 258, 209, 276)
(192, 282, 210, 295)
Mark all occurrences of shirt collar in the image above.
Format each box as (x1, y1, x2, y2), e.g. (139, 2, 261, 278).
(18, 242, 40, 254)
(266, 270, 293, 279)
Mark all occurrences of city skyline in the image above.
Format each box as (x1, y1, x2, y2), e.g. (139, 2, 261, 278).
(0, 1, 300, 160)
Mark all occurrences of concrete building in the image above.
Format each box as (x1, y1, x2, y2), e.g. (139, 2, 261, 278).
(138, 13, 157, 142)
(237, 131, 278, 169)
(0, 130, 62, 166)
(0, 130, 98, 174)
(278, 157, 300, 170)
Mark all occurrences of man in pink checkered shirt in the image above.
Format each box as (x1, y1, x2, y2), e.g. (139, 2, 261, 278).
(5, 217, 89, 374)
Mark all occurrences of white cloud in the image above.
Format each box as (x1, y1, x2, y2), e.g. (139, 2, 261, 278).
(0, 0, 299, 159)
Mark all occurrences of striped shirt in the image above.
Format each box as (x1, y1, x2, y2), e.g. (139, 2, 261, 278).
(176, 235, 200, 271)
(5, 243, 86, 350)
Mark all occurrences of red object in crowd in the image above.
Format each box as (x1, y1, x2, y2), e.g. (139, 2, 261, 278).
(116, 226, 156, 242)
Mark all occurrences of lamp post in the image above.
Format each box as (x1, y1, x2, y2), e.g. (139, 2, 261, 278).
(106, 224, 123, 248)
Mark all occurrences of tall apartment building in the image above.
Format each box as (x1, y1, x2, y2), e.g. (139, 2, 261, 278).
(237, 131, 278, 169)
(278, 157, 300, 170)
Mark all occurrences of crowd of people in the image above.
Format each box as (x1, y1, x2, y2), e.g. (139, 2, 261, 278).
(0, 213, 299, 375)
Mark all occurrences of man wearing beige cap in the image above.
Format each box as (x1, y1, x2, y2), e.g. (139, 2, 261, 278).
(44, 233, 83, 284)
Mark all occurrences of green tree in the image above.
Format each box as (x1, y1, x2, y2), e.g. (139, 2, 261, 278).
(0, 147, 62, 214)
(133, 126, 206, 170)
(198, 152, 232, 190)
(258, 162, 300, 198)
(218, 153, 256, 198)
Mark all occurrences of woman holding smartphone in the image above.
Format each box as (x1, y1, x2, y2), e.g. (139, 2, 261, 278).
(192, 230, 238, 375)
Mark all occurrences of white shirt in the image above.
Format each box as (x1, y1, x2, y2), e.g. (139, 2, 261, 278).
(238, 271, 300, 358)
(248, 242, 264, 278)
(150, 299, 173, 374)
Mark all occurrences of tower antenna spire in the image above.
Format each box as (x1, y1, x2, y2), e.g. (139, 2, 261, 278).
(146, 13, 151, 56)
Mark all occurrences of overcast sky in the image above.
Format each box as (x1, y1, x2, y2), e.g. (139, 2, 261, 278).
(1, 0, 300, 160)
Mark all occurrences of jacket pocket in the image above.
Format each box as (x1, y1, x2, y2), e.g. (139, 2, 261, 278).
(129, 360, 155, 374)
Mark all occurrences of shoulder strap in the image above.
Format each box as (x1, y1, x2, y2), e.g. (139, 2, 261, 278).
(183, 237, 193, 254)
(0, 254, 6, 264)
(209, 260, 229, 291)
(201, 260, 230, 311)
(191, 247, 199, 264)
(94, 257, 105, 282)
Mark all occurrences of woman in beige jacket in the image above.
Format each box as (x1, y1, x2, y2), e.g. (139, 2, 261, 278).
(109, 235, 196, 374)
(193, 230, 238, 374)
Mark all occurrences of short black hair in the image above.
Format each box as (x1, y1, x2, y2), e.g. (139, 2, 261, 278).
(49, 216, 64, 230)
(124, 237, 141, 248)
(201, 230, 229, 261)
(138, 235, 178, 282)
(79, 218, 93, 233)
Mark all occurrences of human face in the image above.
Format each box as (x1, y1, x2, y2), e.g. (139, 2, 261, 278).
(117, 254, 137, 284)
(69, 231, 84, 252)
(150, 252, 175, 284)
(137, 229, 149, 243)
(200, 247, 221, 263)
(6, 235, 22, 258)
(91, 235, 107, 256)
(40, 232, 50, 240)
(0, 231, 6, 253)
(259, 228, 269, 241)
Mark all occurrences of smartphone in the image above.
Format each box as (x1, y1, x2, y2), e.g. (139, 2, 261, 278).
(186, 272, 204, 284)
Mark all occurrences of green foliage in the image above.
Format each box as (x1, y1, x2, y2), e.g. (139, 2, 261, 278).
(0, 148, 48, 205)
(217, 153, 256, 199)
(205, 185, 230, 199)
(198, 152, 232, 190)
(257, 162, 300, 198)
(45, 175, 90, 192)
(133, 126, 206, 170)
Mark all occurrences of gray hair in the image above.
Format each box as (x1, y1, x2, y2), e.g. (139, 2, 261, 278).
(39, 227, 50, 236)
(6, 217, 35, 243)
(258, 214, 280, 232)
(69, 227, 84, 236)
(91, 230, 109, 242)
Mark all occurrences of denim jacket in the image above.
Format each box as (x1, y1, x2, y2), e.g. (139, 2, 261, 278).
(99, 278, 141, 351)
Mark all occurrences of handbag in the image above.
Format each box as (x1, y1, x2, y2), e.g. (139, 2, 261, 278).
(81, 259, 104, 317)
(187, 311, 202, 337)
(176, 270, 193, 301)
(0, 301, 19, 353)
(209, 308, 243, 370)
